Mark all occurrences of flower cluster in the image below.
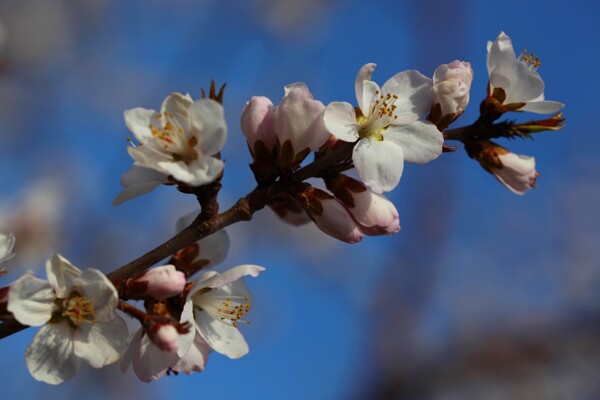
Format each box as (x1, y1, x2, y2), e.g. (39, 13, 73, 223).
(0, 30, 566, 386)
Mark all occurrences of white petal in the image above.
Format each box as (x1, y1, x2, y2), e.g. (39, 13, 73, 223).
(323, 102, 359, 142)
(195, 310, 249, 359)
(190, 265, 264, 296)
(188, 99, 228, 156)
(26, 323, 78, 385)
(381, 70, 433, 125)
(0, 233, 15, 265)
(171, 333, 210, 374)
(352, 139, 405, 194)
(384, 121, 443, 164)
(156, 156, 224, 187)
(487, 31, 516, 75)
(73, 317, 128, 368)
(196, 230, 231, 269)
(361, 80, 380, 117)
(113, 166, 169, 206)
(46, 254, 81, 298)
(130, 330, 177, 382)
(126, 144, 171, 171)
(124, 108, 159, 144)
(489, 60, 544, 104)
(355, 63, 377, 110)
(161, 92, 194, 130)
(178, 300, 197, 358)
(520, 100, 564, 114)
(7, 273, 55, 326)
(78, 269, 118, 322)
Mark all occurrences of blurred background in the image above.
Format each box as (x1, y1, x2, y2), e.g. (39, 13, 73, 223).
(0, 0, 598, 399)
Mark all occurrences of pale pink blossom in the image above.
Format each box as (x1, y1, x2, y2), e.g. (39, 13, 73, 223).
(241, 96, 277, 153)
(149, 324, 179, 353)
(493, 152, 538, 195)
(432, 60, 473, 116)
(126, 265, 186, 300)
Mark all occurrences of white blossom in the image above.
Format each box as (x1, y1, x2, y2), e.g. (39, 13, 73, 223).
(7, 254, 128, 384)
(487, 31, 564, 114)
(324, 63, 443, 193)
(0, 232, 15, 268)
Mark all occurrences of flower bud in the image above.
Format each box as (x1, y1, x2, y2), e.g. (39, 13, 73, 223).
(326, 175, 400, 236)
(268, 191, 311, 226)
(126, 265, 186, 300)
(241, 96, 277, 154)
(148, 324, 179, 352)
(432, 60, 473, 117)
(465, 140, 538, 195)
(299, 187, 364, 244)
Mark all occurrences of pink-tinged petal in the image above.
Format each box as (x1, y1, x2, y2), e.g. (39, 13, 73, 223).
(307, 197, 365, 244)
(384, 121, 443, 164)
(120, 329, 138, 373)
(276, 83, 329, 152)
(78, 269, 118, 321)
(381, 70, 433, 125)
(8, 273, 55, 326)
(46, 254, 81, 298)
(323, 102, 359, 142)
(489, 60, 544, 104)
(195, 309, 249, 359)
(355, 63, 377, 110)
(520, 100, 564, 114)
(113, 165, 169, 206)
(26, 323, 78, 385)
(73, 317, 128, 368)
(487, 31, 516, 74)
(241, 96, 277, 151)
(353, 139, 405, 194)
(171, 333, 210, 374)
(188, 99, 227, 156)
(348, 190, 400, 236)
(124, 107, 159, 144)
(493, 153, 537, 195)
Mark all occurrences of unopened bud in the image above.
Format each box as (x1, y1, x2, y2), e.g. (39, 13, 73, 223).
(466, 140, 538, 195)
(241, 96, 277, 155)
(298, 187, 364, 244)
(430, 61, 473, 128)
(126, 265, 186, 300)
(149, 324, 179, 352)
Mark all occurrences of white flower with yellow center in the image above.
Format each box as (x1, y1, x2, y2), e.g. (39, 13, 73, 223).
(7, 254, 128, 385)
(487, 31, 564, 114)
(324, 63, 443, 193)
(184, 265, 264, 359)
(115, 92, 227, 204)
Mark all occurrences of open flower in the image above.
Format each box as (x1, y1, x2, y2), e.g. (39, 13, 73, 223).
(486, 32, 564, 114)
(185, 265, 264, 359)
(7, 254, 128, 384)
(117, 92, 227, 202)
(0, 232, 15, 267)
(324, 63, 443, 193)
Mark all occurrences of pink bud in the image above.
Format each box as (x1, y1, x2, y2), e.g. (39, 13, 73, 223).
(302, 188, 364, 244)
(241, 96, 277, 153)
(493, 152, 538, 195)
(274, 83, 330, 159)
(149, 324, 179, 352)
(348, 189, 400, 236)
(432, 60, 473, 116)
(127, 265, 186, 300)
